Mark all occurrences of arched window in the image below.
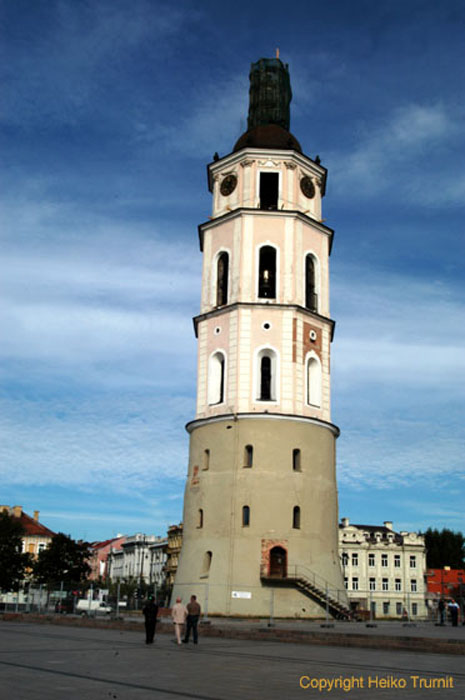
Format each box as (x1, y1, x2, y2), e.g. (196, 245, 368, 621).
(257, 348, 277, 401)
(306, 354, 321, 407)
(292, 448, 301, 472)
(216, 252, 229, 307)
(305, 254, 318, 312)
(242, 505, 250, 527)
(208, 352, 226, 405)
(244, 445, 253, 468)
(198, 509, 204, 528)
(293, 506, 301, 529)
(258, 246, 276, 299)
(202, 551, 212, 576)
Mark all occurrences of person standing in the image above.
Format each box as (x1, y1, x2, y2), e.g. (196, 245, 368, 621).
(142, 596, 159, 644)
(448, 599, 459, 627)
(183, 595, 201, 644)
(171, 597, 187, 645)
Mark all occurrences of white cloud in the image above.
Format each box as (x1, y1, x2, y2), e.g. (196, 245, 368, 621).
(0, 197, 200, 382)
(0, 394, 192, 490)
(328, 103, 465, 205)
(332, 265, 465, 390)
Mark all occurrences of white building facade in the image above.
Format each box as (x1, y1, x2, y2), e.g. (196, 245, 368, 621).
(107, 534, 167, 586)
(339, 518, 427, 619)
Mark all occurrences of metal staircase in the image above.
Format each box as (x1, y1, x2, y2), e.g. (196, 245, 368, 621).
(260, 563, 352, 620)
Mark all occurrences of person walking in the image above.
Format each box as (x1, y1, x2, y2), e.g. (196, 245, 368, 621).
(142, 596, 159, 644)
(171, 597, 187, 645)
(183, 595, 201, 645)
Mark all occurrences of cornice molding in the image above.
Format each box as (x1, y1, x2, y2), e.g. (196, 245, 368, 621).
(198, 207, 334, 254)
(186, 411, 340, 437)
(193, 302, 335, 340)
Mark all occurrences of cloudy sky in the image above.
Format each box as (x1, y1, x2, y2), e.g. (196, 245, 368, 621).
(1, 0, 464, 542)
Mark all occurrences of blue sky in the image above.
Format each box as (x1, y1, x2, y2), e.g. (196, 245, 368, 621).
(1, 0, 464, 542)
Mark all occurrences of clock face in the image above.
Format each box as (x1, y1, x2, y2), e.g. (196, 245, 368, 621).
(220, 174, 237, 197)
(300, 176, 315, 199)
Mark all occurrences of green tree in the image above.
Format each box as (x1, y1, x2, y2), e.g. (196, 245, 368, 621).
(0, 511, 32, 591)
(423, 528, 465, 569)
(33, 533, 91, 586)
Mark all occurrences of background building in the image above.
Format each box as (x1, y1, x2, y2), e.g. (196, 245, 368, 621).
(106, 534, 167, 587)
(427, 568, 465, 602)
(88, 536, 127, 581)
(164, 524, 183, 593)
(0, 505, 55, 558)
(339, 518, 427, 619)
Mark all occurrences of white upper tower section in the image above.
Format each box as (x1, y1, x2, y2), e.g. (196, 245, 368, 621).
(193, 59, 336, 426)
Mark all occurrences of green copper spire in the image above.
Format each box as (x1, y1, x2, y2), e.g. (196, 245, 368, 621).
(247, 57, 292, 131)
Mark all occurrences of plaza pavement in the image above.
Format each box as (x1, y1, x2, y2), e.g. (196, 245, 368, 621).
(0, 620, 464, 700)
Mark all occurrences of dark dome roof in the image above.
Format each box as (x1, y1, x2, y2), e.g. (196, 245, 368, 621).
(233, 124, 302, 153)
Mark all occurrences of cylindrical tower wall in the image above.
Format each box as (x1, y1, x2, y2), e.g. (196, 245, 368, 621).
(172, 414, 345, 617)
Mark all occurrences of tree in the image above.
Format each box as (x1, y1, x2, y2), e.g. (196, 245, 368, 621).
(423, 528, 465, 569)
(0, 511, 32, 591)
(33, 533, 91, 586)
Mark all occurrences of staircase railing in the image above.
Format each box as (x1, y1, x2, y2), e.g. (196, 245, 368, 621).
(260, 562, 351, 618)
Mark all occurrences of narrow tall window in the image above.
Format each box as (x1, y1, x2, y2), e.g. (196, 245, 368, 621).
(260, 356, 272, 400)
(216, 252, 229, 307)
(208, 352, 225, 404)
(198, 509, 203, 528)
(307, 355, 321, 407)
(369, 578, 376, 591)
(411, 579, 417, 592)
(202, 551, 212, 576)
(242, 505, 250, 527)
(202, 449, 210, 471)
(259, 172, 279, 210)
(305, 255, 318, 312)
(258, 246, 276, 299)
(244, 445, 253, 468)
(292, 506, 301, 529)
(292, 448, 301, 472)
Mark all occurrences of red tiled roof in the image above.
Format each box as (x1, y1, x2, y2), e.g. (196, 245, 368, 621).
(16, 511, 55, 538)
(90, 537, 124, 550)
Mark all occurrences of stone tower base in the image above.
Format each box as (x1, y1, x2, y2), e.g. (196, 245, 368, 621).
(172, 413, 347, 618)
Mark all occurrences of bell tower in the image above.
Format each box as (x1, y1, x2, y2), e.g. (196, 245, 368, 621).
(172, 58, 348, 618)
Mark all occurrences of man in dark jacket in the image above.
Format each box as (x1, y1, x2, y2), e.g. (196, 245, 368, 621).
(183, 595, 201, 644)
(142, 596, 159, 644)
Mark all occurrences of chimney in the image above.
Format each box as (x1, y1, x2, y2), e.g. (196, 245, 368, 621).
(13, 505, 22, 518)
(341, 517, 350, 527)
(33, 510, 40, 521)
(384, 521, 393, 531)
